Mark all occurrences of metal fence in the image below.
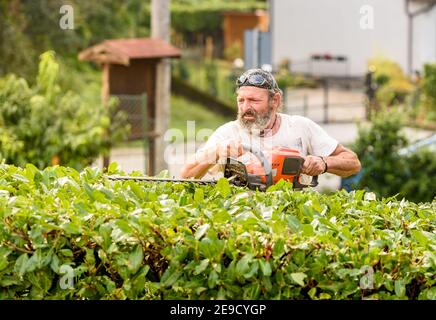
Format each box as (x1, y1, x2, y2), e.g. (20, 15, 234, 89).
(284, 77, 369, 123)
(112, 93, 147, 140)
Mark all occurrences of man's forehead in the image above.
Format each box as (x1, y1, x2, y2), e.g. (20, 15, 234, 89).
(237, 86, 269, 97)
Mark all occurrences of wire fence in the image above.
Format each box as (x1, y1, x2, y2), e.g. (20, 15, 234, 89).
(284, 78, 369, 123)
(112, 93, 147, 140)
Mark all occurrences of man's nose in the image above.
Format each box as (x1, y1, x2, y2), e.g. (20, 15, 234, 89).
(240, 100, 251, 111)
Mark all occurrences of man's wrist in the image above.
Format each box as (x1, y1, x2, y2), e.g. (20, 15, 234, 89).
(318, 156, 328, 174)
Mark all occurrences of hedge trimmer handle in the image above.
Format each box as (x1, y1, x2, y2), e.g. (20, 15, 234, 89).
(311, 175, 319, 187)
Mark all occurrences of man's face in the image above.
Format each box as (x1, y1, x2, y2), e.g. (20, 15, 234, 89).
(237, 86, 276, 132)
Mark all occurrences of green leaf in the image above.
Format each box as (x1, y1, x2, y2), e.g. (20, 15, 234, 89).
(244, 260, 259, 279)
(14, 253, 29, 277)
(287, 215, 302, 233)
(208, 270, 219, 289)
(236, 254, 252, 277)
(24, 163, 39, 181)
(411, 230, 429, 246)
(195, 224, 209, 240)
(212, 210, 231, 223)
(419, 287, 436, 300)
(127, 246, 143, 274)
(273, 239, 285, 258)
(161, 267, 182, 287)
(83, 183, 95, 200)
(12, 173, 29, 183)
(156, 170, 170, 178)
(302, 224, 314, 237)
(62, 222, 81, 235)
(308, 287, 317, 300)
(194, 188, 204, 203)
(290, 272, 307, 286)
(244, 283, 261, 299)
(116, 220, 133, 234)
(59, 249, 73, 258)
(199, 238, 224, 260)
(194, 259, 209, 275)
(107, 162, 119, 174)
(216, 177, 230, 197)
(394, 280, 406, 297)
(319, 293, 331, 299)
(259, 259, 272, 276)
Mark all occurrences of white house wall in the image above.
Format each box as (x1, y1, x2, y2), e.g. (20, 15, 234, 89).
(414, 6, 436, 72)
(271, 0, 435, 76)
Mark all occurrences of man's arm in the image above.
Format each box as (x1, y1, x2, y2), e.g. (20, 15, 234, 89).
(180, 140, 244, 179)
(302, 144, 361, 177)
(180, 146, 219, 179)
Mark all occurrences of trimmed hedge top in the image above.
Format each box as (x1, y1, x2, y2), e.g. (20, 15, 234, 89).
(0, 163, 434, 300)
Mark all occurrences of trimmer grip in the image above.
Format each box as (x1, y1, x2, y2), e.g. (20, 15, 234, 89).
(310, 175, 319, 187)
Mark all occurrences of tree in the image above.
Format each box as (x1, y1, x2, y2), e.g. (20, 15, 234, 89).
(0, 51, 129, 169)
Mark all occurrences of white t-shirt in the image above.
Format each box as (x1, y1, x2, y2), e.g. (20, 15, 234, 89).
(201, 113, 338, 157)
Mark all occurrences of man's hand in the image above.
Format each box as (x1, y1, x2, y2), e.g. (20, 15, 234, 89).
(180, 140, 245, 179)
(300, 145, 361, 178)
(216, 139, 244, 159)
(301, 155, 326, 176)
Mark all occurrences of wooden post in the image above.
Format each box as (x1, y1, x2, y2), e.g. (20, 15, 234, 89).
(102, 63, 110, 169)
(151, 0, 171, 175)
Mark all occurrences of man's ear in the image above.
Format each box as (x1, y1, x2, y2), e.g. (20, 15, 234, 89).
(272, 93, 281, 110)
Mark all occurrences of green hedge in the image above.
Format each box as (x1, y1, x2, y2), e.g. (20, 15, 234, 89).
(0, 163, 434, 300)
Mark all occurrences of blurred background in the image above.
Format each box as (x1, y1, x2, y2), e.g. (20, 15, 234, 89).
(0, 0, 435, 202)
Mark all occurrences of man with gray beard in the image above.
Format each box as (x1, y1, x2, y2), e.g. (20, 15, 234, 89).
(180, 68, 361, 180)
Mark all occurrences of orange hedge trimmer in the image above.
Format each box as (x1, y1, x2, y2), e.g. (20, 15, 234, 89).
(106, 144, 318, 192)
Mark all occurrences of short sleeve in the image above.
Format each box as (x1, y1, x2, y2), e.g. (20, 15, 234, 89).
(200, 130, 224, 151)
(304, 118, 338, 156)
(198, 122, 236, 152)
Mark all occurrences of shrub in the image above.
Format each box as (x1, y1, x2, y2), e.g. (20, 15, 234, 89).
(351, 109, 436, 202)
(0, 51, 129, 170)
(224, 42, 243, 61)
(0, 163, 434, 300)
(419, 63, 436, 121)
(368, 57, 413, 106)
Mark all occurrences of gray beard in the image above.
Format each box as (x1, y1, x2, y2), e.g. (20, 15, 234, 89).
(237, 106, 273, 134)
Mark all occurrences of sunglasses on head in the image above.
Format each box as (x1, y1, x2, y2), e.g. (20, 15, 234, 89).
(236, 73, 275, 90)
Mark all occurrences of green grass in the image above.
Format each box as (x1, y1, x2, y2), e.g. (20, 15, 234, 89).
(170, 94, 233, 136)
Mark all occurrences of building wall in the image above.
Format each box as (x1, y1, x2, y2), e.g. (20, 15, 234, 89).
(414, 5, 436, 71)
(271, 0, 435, 76)
(223, 11, 269, 56)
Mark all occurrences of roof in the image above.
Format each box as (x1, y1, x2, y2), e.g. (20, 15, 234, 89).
(78, 37, 181, 66)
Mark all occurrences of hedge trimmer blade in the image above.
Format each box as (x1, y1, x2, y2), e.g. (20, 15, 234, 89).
(105, 175, 218, 186)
